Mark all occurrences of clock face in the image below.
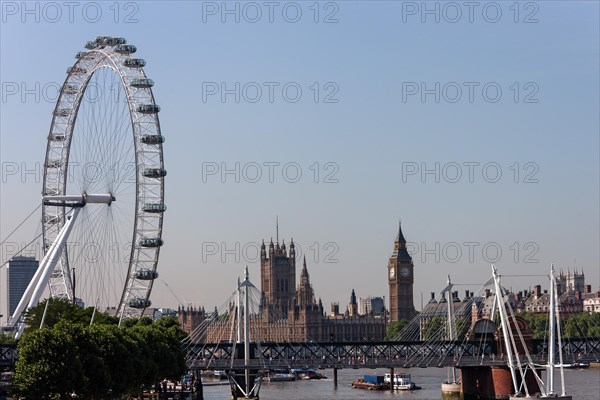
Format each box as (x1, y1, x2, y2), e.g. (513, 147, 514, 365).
(400, 267, 410, 277)
(389, 267, 395, 279)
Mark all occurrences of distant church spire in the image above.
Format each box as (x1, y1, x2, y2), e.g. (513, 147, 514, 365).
(301, 255, 309, 285)
(295, 255, 314, 307)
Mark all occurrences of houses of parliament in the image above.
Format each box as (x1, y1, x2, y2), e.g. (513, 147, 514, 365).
(179, 223, 415, 342)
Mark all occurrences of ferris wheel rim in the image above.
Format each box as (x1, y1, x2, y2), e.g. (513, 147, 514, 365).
(41, 36, 165, 319)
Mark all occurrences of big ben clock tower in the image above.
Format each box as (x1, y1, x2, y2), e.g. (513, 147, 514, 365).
(388, 221, 415, 322)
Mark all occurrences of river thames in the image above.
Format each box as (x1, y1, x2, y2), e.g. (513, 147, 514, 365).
(200, 367, 600, 400)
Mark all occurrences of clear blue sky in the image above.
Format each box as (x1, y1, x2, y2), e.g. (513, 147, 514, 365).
(1, 1, 598, 317)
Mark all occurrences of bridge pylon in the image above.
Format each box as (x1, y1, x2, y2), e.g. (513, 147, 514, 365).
(227, 267, 262, 399)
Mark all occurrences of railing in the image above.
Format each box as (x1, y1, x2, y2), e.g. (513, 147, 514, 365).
(0, 344, 17, 367)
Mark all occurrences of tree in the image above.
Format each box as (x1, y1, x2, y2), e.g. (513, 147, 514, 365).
(563, 312, 600, 339)
(422, 316, 444, 340)
(13, 318, 187, 399)
(519, 312, 549, 339)
(13, 323, 85, 399)
(519, 311, 600, 340)
(455, 316, 470, 340)
(385, 319, 409, 340)
(0, 333, 15, 345)
(89, 324, 138, 395)
(24, 298, 118, 331)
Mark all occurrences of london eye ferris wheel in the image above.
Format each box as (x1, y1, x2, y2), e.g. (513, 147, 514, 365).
(14, 36, 167, 324)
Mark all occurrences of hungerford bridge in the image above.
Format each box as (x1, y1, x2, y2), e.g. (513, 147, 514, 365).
(2, 338, 599, 370)
(185, 338, 600, 370)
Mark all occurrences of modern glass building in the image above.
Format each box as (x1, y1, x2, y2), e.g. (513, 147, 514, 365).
(7, 256, 39, 315)
(359, 296, 385, 316)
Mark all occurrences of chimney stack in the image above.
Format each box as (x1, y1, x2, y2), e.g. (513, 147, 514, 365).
(430, 292, 436, 302)
(453, 291, 460, 301)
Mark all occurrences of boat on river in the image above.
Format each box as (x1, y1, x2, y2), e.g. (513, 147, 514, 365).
(291, 368, 326, 380)
(384, 373, 422, 390)
(213, 370, 227, 380)
(352, 375, 387, 390)
(562, 362, 590, 369)
(266, 369, 296, 382)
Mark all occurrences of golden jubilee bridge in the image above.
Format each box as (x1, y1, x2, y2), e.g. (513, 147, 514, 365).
(184, 338, 600, 371)
(183, 267, 600, 372)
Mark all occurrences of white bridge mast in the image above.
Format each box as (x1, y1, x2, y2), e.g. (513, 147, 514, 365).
(231, 266, 262, 399)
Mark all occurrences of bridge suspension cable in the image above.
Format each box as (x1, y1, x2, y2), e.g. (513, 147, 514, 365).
(0, 204, 42, 270)
(0, 203, 41, 246)
(0, 231, 44, 271)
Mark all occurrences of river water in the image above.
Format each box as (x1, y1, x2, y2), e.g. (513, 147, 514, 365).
(199, 367, 600, 400)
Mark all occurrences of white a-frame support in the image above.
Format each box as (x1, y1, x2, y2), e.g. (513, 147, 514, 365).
(7, 193, 114, 339)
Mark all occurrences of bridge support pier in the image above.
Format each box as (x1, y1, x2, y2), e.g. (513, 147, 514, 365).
(459, 366, 540, 400)
(229, 343, 260, 400)
(333, 368, 338, 386)
(390, 367, 394, 392)
(193, 371, 204, 400)
(441, 382, 461, 400)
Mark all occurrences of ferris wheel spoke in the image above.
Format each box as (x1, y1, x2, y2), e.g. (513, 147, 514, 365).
(73, 206, 122, 307)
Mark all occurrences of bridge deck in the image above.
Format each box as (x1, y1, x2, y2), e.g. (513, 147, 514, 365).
(186, 339, 600, 370)
(4, 340, 599, 370)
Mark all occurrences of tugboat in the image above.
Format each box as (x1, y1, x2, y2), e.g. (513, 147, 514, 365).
(384, 373, 422, 390)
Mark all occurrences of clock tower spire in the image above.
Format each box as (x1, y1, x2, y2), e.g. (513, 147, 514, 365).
(388, 220, 415, 322)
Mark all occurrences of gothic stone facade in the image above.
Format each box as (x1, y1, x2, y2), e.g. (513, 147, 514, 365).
(179, 238, 386, 343)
